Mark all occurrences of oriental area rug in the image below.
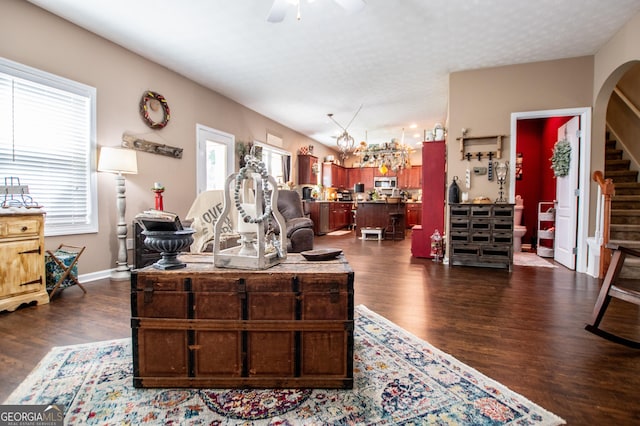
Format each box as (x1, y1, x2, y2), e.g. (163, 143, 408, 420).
(5, 305, 564, 425)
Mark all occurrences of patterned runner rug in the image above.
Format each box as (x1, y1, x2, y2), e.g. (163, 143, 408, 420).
(5, 305, 564, 425)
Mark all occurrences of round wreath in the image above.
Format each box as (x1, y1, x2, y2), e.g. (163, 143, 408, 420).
(550, 140, 571, 177)
(139, 91, 170, 129)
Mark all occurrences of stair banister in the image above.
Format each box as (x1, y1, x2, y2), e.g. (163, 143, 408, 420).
(614, 87, 640, 121)
(593, 170, 615, 278)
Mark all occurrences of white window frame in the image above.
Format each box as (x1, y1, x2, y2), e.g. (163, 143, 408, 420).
(253, 141, 292, 185)
(0, 57, 98, 236)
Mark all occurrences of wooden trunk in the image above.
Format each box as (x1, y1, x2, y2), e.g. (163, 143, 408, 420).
(131, 254, 354, 389)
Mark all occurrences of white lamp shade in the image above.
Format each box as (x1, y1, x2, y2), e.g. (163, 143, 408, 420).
(98, 147, 138, 174)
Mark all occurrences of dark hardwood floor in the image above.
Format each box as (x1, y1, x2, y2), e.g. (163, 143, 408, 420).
(1, 231, 639, 424)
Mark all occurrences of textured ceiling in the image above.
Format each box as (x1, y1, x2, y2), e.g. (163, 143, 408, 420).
(27, 0, 640, 149)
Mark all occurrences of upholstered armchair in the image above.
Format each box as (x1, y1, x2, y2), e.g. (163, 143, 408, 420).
(276, 190, 314, 253)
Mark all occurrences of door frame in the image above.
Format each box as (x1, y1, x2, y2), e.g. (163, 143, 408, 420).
(510, 107, 591, 273)
(196, 124, 235, 194)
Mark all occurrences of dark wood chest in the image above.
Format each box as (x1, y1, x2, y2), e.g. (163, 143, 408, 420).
(131, 254, 354, 389)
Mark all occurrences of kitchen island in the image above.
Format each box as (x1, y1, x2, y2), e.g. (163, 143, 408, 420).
(356, 201, 406, 240)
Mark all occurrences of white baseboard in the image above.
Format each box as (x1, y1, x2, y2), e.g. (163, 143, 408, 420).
(78, 267, 129, 283)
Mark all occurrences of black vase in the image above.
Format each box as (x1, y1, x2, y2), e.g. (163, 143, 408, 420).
(448, 177, 460, 204)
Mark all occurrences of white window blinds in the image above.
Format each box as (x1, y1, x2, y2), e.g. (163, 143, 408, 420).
(0, 58, 97, 235)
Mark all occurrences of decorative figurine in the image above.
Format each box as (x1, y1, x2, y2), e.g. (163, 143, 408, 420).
(213, 153, 287, 270)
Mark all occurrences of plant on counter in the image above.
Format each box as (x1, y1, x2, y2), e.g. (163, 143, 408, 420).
(311, 184, 323, 200)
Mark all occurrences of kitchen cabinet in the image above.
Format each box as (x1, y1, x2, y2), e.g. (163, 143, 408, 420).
(322, 162, 347, 189)
(0, 212, 49, 312)
(308, 202, 351, 235)
(373, 168, 397, 178)
(347, 167, 361, 190)
(408, 166, 422, 188)
(405, 202, 422, 228)
(329, 202, 352, 231)
(297, 154, 318, 185)
(348, 167, 374, 191)
(308, 202, 329, 235)
(397, 166, 423, 189)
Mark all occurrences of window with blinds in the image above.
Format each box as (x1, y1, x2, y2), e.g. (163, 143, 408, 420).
(0, 58, 97, 236)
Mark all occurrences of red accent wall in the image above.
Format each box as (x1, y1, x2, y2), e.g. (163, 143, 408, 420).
(514, 116, 572, 246)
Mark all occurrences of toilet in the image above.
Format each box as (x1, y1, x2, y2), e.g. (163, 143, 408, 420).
(513, 195, 527, 253)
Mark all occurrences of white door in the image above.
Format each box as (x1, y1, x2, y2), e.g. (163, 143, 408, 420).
(554, 116, 580, 269)
(196, 124, 235, 194)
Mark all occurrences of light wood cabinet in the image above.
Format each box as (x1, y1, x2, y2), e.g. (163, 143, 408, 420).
(0, 212, 49, 312)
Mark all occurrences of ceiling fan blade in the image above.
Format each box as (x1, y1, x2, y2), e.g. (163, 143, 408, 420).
(333, 0, 365, 14)
(267, 0, 290, 23)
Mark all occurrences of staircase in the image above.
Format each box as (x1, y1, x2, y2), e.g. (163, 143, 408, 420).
(605, 136, 640, 278)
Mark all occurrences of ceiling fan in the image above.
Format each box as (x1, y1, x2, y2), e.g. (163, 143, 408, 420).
(267, 0, 365, 23)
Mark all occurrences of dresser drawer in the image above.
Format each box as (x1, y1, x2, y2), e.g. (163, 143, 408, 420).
(0, 217, 41, 239)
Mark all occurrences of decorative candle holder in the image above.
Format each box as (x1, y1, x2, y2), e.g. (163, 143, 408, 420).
(152, 182, 165, 211)
(237, 232, 258, 257)
(495, 161, 509, 203)
(212, 154, 287, 270)
(142, 229, 195, 270)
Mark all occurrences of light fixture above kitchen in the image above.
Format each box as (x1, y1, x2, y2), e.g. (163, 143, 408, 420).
(355, 128, 414, 174)
(327, 104, 363, 161)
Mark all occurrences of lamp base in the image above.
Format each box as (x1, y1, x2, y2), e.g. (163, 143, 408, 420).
(110, 269, 131, 281)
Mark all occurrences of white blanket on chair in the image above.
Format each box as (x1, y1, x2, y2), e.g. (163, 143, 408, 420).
(185, 190, 236, 253)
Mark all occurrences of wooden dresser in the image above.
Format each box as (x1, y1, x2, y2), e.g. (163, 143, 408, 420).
(448, 203, 514, 270)
(131, 253, 354, 389)
(0, 211, 49, 312)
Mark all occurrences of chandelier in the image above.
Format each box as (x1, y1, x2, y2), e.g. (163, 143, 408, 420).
(355, 135, 413, 174)
(336, 130, 355, 154)
(328, 104, 362, 161)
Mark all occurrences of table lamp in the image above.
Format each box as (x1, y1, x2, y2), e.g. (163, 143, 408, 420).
(98, 146, 138, 280)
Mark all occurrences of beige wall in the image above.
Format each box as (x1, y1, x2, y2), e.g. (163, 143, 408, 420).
(1, 0, 337, 276)
(607, 63, 640, 165)
(448, 56, 594, 202)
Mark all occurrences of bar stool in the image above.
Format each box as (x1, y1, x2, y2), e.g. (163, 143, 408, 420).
(388, 211, 404, 241)
(350, 207, 357, 232)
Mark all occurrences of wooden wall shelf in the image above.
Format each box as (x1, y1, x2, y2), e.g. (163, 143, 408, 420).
(456, 135, 505, 161)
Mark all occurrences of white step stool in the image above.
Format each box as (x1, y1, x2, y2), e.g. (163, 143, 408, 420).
(361, 227, 384, 241)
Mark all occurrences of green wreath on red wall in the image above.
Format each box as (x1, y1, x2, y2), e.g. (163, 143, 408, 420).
(139, 91, 170, 129)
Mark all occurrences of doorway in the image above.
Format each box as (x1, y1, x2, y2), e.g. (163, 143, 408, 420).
(510, 108, 591, 273)
(196, 124, 235, 194)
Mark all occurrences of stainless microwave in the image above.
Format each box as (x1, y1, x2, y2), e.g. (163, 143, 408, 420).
(373, 176, 397, 189)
